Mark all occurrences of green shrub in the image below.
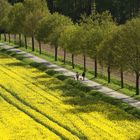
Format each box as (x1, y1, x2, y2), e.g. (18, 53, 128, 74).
(55, 74, 68, 81)
(46, 69, 59, 76)
(64, 79, 91, 93)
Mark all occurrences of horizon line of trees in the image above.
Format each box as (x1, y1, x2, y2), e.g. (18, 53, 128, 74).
(0, 0, 140, 95)
(8, 0, 140, 24)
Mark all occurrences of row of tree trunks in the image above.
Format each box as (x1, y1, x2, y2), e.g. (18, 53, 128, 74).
(107, 66, 125, 89)
(32, 36, 35, 51)
(136, 72, 139, 95)
(107, 66, 111, 83)
(4, 33, 6, 41)
(63, 49, 66, 64)
(8, 33, 11, 43)
(55, 46, 58, 61)
(94, 57, 97, 78)
(84, 55, 86, 72)
(14, 34, 16, 43)
(39, 41, 41, 54)
(53, 49, 128, 93)
(72, 54, 75, 69)
(120, 68, 124, 88)
(24, 35, 27, 49)
(19, 34, 22, 47)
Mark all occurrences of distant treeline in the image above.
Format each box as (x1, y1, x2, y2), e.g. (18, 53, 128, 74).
(8, 0, 140, 23)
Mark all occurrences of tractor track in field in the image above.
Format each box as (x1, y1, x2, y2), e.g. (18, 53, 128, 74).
(0, 64, 87, 139)
(0, 62, 95, 139)
(0, 87, 64, 139)
(0, 65, 86, 139)
(0, 61, 66, 101)
(1, 44, 140, 139)
(1, 57, 140, 139)
(0, 64, 124, 139)
(0, 85, 82, 140)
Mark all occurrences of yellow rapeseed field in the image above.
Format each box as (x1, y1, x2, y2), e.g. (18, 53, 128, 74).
(0, 53, 140, 140)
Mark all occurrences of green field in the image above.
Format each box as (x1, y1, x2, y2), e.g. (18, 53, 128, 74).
(0, 52, 140, 140)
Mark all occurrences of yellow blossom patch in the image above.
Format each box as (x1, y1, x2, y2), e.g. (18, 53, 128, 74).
(0, 53, 140, 140)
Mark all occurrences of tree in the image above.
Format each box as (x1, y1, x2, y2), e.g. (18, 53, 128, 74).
(35, 14, 51, 54)
(92, 11, 117, 83)
(78, 27, 88, 72)
(87, 26, 102, 78)
(98, 27, 119, 84)
(117, 17, 140, 95)
(59, 24, 81, 69)
(0, 0, 11, 41)
(23, 0, 49, 51)
(36, 13, 73, 61)
(112, 26, 129, 88)
(8, 3, 25, 46)
(80, 11, 116, 78)
(76, 26, 91, 72)
(48, 13, 73, 61)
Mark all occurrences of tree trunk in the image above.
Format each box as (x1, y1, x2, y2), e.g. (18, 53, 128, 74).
(4, 33, 6, 42)
(24, 35, 27, 49)
(49, 0, 54, 13)
(39, 41, 42, 54)
(107, 66, 111, 83)
(19, 34, 21, 47)
(55, 46, 58, 61)
(72, 54, 75, 69)
(87, 0, 92, 15)
(14, 34, 16, 43)
(32, 36, 35, 51)
(136, 72, 139, 95)
(8, 33, 10, 43)
(84, 55, 86, 72)
(94, 57, 97, 78)
(120, 68, 124, 88)
(63, 49, 66, 64)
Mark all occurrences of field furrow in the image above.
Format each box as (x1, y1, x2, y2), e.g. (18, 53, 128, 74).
(0, 97, 61, 140)
(0, 86, 79, 140)
(0, 53, 140, 140)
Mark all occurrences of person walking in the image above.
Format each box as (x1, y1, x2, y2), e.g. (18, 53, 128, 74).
(82, 71, 85, 81)
(76, 72, 79, 80)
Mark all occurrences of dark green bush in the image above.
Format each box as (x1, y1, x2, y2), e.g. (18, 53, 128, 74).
(55, 74, 68, 81)
(64, 79, 91, 93)
(46, 69, 59, 76)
